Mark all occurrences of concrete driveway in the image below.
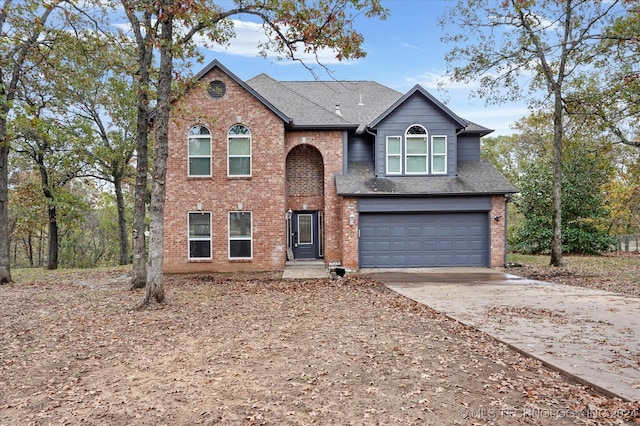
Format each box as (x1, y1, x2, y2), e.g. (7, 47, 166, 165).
(360, 268, 640, 402)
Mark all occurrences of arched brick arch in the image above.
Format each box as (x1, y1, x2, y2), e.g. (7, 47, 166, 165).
(286, 144, 324, 210)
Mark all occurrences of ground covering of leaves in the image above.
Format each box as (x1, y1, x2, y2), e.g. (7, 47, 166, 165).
(2, 263, 640, 425)
(509, 252, 640, 297)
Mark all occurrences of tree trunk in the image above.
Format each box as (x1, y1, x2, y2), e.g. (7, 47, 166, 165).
(137, 4, 173, 308)
(0, 133, 11, 284)
(127, 7, 154, 291)
(114, 174, 129, 265)
(549, 88, 564, 267)
(46, 203, 58, 270)
(130, 121, 148, 288)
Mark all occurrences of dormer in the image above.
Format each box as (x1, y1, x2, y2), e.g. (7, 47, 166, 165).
(368, 85, 468, 177)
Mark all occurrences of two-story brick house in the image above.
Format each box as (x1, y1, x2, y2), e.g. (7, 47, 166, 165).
(163, 59, 517, 273)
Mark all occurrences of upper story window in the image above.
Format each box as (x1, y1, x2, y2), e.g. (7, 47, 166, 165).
(385, 125, 448, 176)
(386, 136, 402, 175)
(188, 125, 211, 177)
(228, 124, 251, 177)
(405, 125, 427, 174)
(431, 136, 447, 174)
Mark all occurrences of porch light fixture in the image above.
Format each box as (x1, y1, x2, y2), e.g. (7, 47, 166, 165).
(196, 202, 203, 211)
(349, 212, 355, 226)
(494, 215, 502, 222)
(237, 202, 243, 210)
(302, 203, 307, 210)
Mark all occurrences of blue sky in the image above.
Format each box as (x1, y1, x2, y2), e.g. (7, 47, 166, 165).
(187, 0, 530, 136)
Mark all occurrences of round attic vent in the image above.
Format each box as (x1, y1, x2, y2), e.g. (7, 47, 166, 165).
(208, 80, 226, 98)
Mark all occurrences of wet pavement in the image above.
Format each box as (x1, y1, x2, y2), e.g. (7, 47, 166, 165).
(360, 268, 640, 402)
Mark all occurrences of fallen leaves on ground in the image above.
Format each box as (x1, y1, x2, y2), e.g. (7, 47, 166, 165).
(1, 271, 639, 425)
(510, 252, 640, 297)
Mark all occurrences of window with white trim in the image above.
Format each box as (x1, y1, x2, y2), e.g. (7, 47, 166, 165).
(405, 125, 427, 174)
(188, 212, 211, 259)
(386, 136, 402, 174)
(228, 124, 251, 177)
(431, 135, 447, 174)
(229, 211, 252, 258)
(188, 125, 211, 176)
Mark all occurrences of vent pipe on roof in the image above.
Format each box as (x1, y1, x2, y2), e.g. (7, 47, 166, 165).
(358, 94, 364, 106)
(335, 102, 342, 116)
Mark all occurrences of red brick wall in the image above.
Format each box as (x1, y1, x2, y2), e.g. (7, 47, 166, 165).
(490, 195, 507, 267)
(340, 197, 359, 269)
(286, 146, 324, 196)
(164, 68, 287, 273)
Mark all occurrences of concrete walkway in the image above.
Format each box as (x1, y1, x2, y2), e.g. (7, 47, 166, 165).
(360, 268, 640, 402)
(281, 261, 328, 279)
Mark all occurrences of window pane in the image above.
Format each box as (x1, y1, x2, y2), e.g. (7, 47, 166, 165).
(407, 125, 426, 135)
(406, 156, 427, 173)
(387, 137, 401, 154)
(229, 138, 250, 155)
(387, 156, 401, 173)
(229, 157, 250, 175)
(189, 213, 210, 238)
(432, 136, 446, 154)
(298, 214, 313, 244)
(189, 125, 210, 136)
(229, 212, 251, 238)
(229, 240, 251, 258)
(229, 124, 250, 135)
(189, 158, 211, 175)
(432, 156, 446, 173)
(189, 240, 211, 258)
(406, 137, 427, 154)
(189, 138, 210, 156)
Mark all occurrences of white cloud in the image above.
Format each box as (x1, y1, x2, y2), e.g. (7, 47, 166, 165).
(403, 70, 479, 91)
(195, 19, 349, 65)
(401, 42, 420, 50)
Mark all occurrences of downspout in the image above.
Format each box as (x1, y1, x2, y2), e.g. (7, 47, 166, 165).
(364, 126, 378, 177)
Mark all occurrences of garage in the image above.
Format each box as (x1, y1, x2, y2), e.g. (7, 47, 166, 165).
(359, 212, 488, 268)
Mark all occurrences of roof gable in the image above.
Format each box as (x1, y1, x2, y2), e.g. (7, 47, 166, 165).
(194, 59, 292, 124)
(369, 85, 468, 130)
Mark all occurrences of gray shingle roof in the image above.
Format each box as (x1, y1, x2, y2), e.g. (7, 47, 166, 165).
(245, 73, 492, 135)
(247, 73, 402, 131)
(335, 161, 517, 196)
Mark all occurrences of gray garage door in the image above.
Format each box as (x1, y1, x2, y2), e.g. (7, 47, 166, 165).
(359, 212, 488, 267)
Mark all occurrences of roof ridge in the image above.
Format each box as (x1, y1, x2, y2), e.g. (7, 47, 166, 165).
(278, 81, 351, 123)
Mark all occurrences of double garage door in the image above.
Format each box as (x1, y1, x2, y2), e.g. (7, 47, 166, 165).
(359, 212, 488, 268)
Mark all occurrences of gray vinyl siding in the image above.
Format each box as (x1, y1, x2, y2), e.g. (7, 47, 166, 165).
(357, 196, 492, 213)
(372, 95, 459, 177)
(347, 134, 374, 163)
(457, 134, 481, 161)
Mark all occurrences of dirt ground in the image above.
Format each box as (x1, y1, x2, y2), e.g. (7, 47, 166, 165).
(1, 266, 640, 425)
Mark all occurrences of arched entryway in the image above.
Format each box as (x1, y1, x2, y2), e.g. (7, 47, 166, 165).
(285, 144, 324, 260)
